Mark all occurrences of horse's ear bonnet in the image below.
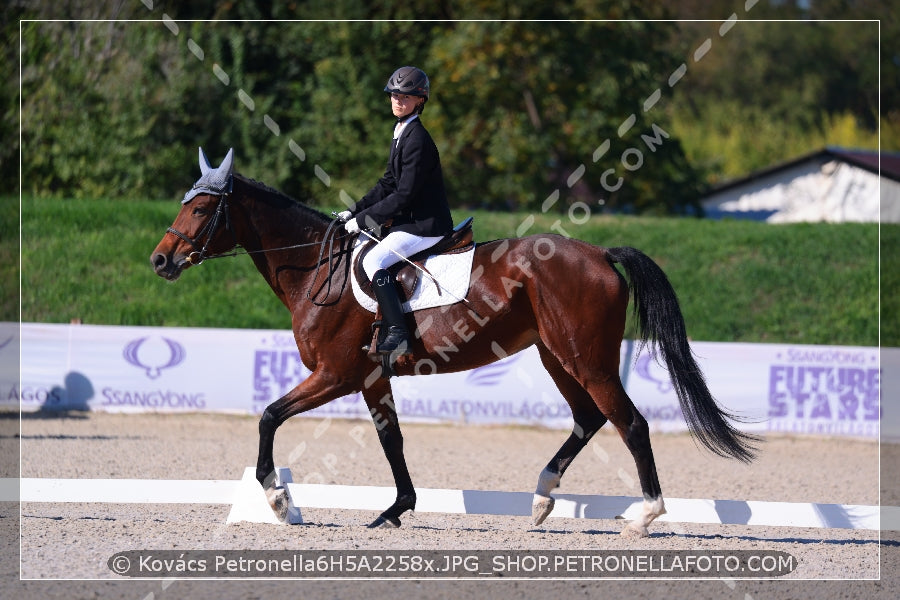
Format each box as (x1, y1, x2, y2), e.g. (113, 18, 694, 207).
(182, 147, 234, 204)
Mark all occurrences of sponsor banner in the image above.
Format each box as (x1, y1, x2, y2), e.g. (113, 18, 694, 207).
(881, 347, 900, 441)
(0, 322, 17, 409)
(12, 323, 883, 438)
(13, 323, 576, 428)
(386, 350, 575, 429)
(625, 341, 880, 438)
(17, 323, 275, 413)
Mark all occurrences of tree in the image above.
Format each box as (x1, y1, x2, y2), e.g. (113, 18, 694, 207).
(12, 0, 891, 213)
(426, 18, 705, 213)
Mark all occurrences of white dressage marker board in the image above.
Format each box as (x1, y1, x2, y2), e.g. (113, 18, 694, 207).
(226, 467, 302, 525)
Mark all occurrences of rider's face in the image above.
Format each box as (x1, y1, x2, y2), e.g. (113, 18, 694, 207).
(390, 93, 422, 118)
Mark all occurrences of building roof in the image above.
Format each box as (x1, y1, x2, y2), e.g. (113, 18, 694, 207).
(705, 147, 900, 197)
(828, 147, 900, 179)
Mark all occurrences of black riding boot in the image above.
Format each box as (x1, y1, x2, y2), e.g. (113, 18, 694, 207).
(371, 269, 410, 356)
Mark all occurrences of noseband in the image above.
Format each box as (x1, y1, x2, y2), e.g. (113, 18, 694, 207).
(166, 194, 233, 265)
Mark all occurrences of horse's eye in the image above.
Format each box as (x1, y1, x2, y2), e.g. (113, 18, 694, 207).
(192, 207, 208, 217)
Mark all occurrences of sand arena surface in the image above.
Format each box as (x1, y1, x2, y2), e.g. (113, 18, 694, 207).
(5, 411, 898, 599)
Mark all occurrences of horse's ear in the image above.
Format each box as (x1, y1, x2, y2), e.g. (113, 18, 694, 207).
(198, 147, 212, 176)
(218, 147, 235, 177)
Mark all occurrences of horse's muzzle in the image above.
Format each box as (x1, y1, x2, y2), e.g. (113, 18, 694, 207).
(150, 251, 187, 281)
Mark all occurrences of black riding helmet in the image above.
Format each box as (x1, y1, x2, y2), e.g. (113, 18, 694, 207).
(384, 66, 429, 114)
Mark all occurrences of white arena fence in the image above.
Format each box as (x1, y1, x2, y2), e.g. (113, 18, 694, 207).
(2, 322, 894, 440)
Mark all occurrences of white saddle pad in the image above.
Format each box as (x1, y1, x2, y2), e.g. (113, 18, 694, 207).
(350, 238, 476, 314)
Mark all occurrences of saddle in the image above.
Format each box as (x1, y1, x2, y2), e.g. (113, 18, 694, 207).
(353, 216, 475, 303)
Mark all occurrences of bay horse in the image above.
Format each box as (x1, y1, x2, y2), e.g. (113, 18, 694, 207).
(150, 148, 757, 537)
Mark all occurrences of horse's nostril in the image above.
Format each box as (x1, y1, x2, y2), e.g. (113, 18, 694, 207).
(151, 253, 167, 270)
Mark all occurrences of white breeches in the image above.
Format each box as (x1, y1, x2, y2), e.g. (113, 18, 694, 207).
(362, 230, 444, 280)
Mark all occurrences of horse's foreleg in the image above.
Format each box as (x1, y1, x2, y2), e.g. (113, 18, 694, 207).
(255, 370, 352, 522)
(362, 378, 416, 528)
(255, 408, 301, 522)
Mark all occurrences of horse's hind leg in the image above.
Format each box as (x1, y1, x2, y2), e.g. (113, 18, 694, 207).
(531, 346, 608, 526)
(361, 377, 416, 528)
(592, 379, 666, 537)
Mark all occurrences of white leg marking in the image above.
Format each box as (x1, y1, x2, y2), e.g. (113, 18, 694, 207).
(531, 468, 562, 526)
(622, 496, 666, 538)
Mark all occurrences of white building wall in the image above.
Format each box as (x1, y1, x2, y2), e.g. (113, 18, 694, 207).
(703, 158, 897, 223)
(881, 177, 900, 223)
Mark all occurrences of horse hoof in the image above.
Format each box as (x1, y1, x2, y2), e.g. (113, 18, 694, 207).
(620, 522, 650, 538)
(265, 487, 290, 523)
(531, 494, 555, 526)
(367, 515, 401, 529)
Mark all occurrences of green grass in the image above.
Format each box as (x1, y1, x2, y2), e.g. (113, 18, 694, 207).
(14, 196, 884, 347)
(469, 211, 880, 345)
(0, 197, 18, 321)
(881, 223, 900, 346)
(19, 196, 290, 329)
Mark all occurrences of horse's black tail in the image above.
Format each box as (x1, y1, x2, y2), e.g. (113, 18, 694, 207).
(606, 246, 759, 463)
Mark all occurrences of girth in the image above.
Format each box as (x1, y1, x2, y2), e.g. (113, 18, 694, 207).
(353, 217, 475, 302)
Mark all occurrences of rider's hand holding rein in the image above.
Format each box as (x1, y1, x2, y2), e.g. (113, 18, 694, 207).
(344, 218, 361, 234)
(337, 209, 361, 234)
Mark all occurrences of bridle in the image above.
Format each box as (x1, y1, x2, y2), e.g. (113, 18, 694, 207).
(166, 193, 234, 266)
(165, 192, 352, 303)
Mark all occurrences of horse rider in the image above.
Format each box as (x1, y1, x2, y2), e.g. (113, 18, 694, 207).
(338, 66, 454, 357)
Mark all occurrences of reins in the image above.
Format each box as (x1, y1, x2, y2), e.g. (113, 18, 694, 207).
(167, 194, 351, 305)
(306, 217, 351, 306)
(169, 194, 346, 261)
(204, 236, 338, 261)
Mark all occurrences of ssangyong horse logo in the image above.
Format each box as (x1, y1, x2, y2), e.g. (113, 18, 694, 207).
(123, 336, 186, 379)
(633, 351, 673, 393)
(465, 354, 521, 386)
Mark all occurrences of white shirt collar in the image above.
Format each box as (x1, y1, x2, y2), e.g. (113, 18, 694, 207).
(393, 113, 419, 140)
